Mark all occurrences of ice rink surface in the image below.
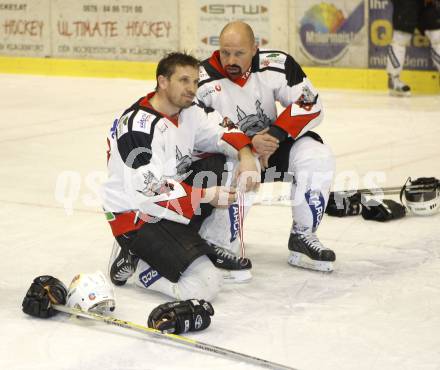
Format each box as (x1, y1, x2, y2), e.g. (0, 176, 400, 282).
(1, 74, 440, 370)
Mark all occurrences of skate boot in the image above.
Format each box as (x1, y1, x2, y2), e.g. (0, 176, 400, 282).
(108, 239, 139, 286)
(208, 245, 252, 283)
(388, 74, 411, 97)
(288, 232, 335, 272)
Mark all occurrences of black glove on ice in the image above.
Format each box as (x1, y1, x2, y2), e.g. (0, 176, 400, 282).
(326, 191, 362, 217)
(361, 199, 406, 222)
(148, 299, 214, 334)
(22, 276, 67, 318)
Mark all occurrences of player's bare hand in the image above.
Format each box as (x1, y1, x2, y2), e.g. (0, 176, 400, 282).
(201, 186, 237, 208)
(252, 128, 279, 156)
(259, 153, 271, 170)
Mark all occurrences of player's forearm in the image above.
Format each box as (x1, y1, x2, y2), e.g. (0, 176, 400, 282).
(237, 145, 254, 161)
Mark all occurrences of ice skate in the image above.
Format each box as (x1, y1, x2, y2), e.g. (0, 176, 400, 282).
(288, 232, 335, 272)
(208, 245, 252, 283)
(388, 74, 411, 97)
(108, 240, 139, 286)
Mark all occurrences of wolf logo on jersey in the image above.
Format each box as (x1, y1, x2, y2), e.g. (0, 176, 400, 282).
(236, 100, 271, 136)
(295, 86, 318, 112)
(140, 171, 174, 197)
(176, 147, 192, 176)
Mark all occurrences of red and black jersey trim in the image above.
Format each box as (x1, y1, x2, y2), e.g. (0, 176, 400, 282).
(117, 115, 160, 170)
(255, 50, 307, 87)
(284, 54, 307, 87)
(221, 132, 251, 150)
(107, 210, 150, 237)
(194, 98, 215, 113)
(268, 107, 321, 141)
(116, 98, 162, 170)
(155, 182, 203, 221)
(199, 58, 227, 87)
(200, 49, 307, 88)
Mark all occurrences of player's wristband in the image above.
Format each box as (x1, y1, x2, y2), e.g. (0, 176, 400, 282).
(267, 125, 288, 142)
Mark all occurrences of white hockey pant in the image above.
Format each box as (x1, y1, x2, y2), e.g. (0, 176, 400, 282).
(288, 136, 335, 233)
(198, 156, 259, 255)
(133, 255, 223, 301)
(200, 136, 334, 250)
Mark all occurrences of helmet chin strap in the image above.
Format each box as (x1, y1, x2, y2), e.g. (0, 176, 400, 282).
(89, 299, 116, 313)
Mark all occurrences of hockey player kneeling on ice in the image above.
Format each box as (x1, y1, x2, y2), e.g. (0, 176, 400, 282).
(196, 21, 336, 272)
(102, 52, 259, 299)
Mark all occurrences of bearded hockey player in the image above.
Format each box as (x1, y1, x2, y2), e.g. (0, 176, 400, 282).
(102, 52, 259, 301)
(197, 21, 336, 273)
(387, 0, 440, 96)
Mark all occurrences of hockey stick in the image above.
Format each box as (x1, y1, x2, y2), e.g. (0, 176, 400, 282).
(53, 304, 296, 370)
(237, 189, 246, 258)
(255, 181, 440, 206)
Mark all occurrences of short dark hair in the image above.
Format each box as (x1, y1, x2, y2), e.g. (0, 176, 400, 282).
(155, 52, 199, 91)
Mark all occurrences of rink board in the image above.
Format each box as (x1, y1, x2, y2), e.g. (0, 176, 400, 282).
(1, 55, 438, 93)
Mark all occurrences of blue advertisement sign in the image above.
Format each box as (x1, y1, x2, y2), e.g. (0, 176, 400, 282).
(298, 1, 365, 65)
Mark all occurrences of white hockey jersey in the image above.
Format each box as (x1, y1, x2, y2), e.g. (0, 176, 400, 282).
(101, 92, 251, 236)
(197, 49, 323, 141)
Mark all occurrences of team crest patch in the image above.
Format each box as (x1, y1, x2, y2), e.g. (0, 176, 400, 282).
(294, 86, 317, 111)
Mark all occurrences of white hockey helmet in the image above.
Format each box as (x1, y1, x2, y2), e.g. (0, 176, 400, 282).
(402, 177, 440, 216)
(66, 271, 115, 313)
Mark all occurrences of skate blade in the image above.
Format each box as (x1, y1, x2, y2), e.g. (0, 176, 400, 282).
(389, 90, 411, 97)
(107, 241, 121, 277)
(288, 252, 334, 272)
(221, 269, 252, 283)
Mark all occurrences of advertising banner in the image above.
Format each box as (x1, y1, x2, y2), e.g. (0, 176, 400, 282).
(196, 0, 271, 59)
(0, 1, 51, 57)
(51, 0, 178, 61)
(368, 0, 435, 71)
(292, 0, 367, 67)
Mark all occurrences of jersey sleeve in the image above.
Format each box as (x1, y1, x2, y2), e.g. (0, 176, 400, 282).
(115, 110, 203, 224)
(186, 101, 251, 159)
(267, 54, 324, 141)
(196, 65, 215, 107)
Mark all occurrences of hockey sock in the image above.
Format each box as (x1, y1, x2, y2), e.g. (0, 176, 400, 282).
(386, 30, 412, 77)
(425, 29, 440, 72)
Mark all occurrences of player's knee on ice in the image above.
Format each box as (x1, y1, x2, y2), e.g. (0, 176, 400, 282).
(134, 255, 223, 301)
(176, 255, 223, 301)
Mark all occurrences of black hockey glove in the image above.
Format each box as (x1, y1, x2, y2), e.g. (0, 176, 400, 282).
(22, 276, 67, 318)
(148, 299, 214, 334)
(325, 191, 362, 217)
(361, 199, 406, 222)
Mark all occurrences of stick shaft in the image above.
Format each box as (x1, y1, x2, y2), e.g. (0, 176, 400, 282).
(53, 305, 296, 370)
(255, 182, 438, 206)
